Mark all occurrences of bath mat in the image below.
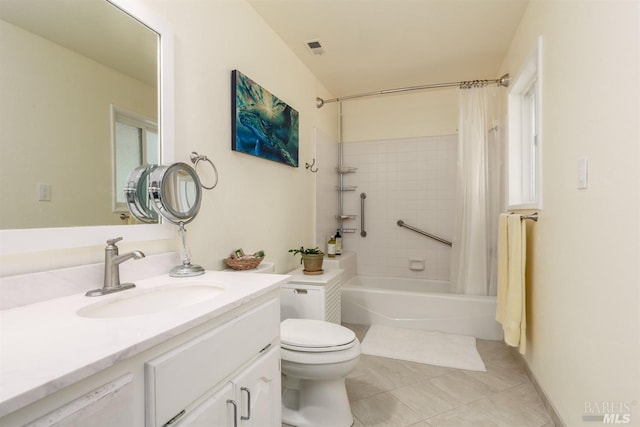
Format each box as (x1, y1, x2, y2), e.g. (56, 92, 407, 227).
(360, 325, 486, 372)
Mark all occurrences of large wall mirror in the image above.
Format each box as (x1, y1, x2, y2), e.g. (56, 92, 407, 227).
(0, 0, 175, 254)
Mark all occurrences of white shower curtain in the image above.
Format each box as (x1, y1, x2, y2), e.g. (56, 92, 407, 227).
(450, 86, 501, 296)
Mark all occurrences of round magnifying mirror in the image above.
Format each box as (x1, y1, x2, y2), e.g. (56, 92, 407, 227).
(148, 163, 204, 277)
(124, 164, 159, 224)
(149, 163, 202, 224)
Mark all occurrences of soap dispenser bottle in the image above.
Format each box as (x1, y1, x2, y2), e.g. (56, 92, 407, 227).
(335, 229, 342, 255)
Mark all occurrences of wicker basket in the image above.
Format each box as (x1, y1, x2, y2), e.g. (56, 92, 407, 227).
(224, 256, 264, 270)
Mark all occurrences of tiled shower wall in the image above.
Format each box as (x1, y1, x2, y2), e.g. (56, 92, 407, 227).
(340, 135, 457, 280)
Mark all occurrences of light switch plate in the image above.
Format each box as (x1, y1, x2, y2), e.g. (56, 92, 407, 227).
(577, 157, 588, 189)
(38, 183, 51, 201)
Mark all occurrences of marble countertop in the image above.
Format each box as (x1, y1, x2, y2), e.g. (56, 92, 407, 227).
(0, 271, 290, 417)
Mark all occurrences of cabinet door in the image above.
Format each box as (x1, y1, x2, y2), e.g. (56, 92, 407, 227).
(25, 374, 133, 427)
(175, 382, 234, 427)
(233, 345, 281, 427)
(146, 299, 280, 427)
(280, 286, 322, 320)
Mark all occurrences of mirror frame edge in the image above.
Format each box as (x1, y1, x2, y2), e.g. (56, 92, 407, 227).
(0, 0, 175, 255)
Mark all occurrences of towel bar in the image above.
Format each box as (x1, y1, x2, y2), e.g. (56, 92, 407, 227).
(510, 212, 538, 222)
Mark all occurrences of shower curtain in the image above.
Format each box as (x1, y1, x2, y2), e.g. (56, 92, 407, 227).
(450, 86, 501, 295)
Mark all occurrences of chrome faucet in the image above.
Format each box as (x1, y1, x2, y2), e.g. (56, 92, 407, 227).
(86, 237, 145, 297)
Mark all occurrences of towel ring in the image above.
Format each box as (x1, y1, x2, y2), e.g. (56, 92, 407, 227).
(189, 151, 219, 190)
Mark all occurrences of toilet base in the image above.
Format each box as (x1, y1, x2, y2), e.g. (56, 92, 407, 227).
(282, 377, 353, 427)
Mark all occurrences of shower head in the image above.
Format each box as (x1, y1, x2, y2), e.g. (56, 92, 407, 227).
(316, 97, 325, 108)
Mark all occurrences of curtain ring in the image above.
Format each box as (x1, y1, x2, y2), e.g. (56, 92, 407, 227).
(189, 151, 219, 190)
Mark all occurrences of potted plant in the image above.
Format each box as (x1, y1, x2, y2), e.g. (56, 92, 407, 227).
(289, 246, 324, 274)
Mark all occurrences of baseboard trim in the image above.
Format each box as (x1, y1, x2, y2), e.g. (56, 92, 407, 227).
(513, 350, 565, 427)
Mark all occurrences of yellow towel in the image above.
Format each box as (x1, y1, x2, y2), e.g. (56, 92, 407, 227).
(496, 213, 509, 324)
(496, 213, 527, 354)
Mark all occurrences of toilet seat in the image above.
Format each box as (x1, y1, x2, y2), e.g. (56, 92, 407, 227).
(280, 319, 360, 426)
(281, 319, 357, 353)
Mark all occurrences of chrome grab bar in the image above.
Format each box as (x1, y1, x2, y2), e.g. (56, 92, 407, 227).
(396, 220, 452, 247)
(360, 193, 367, 237)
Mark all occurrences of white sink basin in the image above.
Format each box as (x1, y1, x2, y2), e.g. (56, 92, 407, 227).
(77, 283, 225, 319)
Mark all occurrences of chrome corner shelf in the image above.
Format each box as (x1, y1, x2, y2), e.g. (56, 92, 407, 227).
(336, 166, 358, 174)
(336, 214, 357, 220)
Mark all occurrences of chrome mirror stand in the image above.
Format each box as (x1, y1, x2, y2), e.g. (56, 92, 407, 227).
(170, 222, 204, 277)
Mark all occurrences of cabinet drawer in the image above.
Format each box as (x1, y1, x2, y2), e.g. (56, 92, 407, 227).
(145, 298, 279, 427)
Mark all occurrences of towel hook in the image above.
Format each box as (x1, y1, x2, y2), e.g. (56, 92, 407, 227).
(190, 151, 219, 190)
(305, 158, 318, 173)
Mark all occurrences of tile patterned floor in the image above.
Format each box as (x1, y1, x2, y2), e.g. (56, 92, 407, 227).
(284, 323, 555, 427)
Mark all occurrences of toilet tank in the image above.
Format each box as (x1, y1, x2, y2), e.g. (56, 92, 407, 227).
(280, 268, 342, 324)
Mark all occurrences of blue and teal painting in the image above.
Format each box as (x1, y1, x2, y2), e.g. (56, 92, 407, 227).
(232, 70, 299, 167)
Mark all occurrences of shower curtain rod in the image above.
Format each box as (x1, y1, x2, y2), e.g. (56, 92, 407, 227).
(316, 73, 510, 108)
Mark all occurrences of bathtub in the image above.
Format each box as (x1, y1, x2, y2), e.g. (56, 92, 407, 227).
(341, 276, 503, 340)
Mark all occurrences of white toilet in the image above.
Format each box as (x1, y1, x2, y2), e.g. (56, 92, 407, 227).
(228, 262, 360, 426)
(280, 318, 360, 427)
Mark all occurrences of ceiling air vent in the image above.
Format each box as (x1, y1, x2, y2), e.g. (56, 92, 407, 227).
(305, 39, 325, 55)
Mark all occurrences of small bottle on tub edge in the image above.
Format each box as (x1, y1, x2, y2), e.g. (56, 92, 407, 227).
(327, 235, 336, 258)
(335, 229, 342, 255)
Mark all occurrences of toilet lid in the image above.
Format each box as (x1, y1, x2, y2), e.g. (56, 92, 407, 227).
(281, 319, 356, 351)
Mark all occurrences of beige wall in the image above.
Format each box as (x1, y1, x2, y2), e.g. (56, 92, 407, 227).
(0, 0, 337, 275)
(134, 0, 338, 273)
(500, 1, 640, 424)
(342, 87, 458, 142)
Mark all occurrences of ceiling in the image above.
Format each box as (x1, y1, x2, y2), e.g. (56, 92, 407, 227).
(247, 0, 529, 98)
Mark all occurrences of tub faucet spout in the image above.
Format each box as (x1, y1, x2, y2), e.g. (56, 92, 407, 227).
(86, 237, 145, 297)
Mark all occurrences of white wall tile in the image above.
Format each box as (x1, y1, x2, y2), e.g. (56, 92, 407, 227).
(341, 135, 457, 280)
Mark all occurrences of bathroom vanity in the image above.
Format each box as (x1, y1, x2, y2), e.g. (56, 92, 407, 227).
(0, 271, 289, 426)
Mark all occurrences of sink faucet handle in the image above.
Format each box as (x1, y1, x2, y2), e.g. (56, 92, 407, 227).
(107, 237, 123, 246)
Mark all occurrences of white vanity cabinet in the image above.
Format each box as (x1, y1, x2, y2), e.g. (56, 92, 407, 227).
(175, 382, 235, 426)
(0, 287, 283, 427)
(175, 345, 280, 426)
(145, 298, 281, 427)
(21, 374, 136, 426)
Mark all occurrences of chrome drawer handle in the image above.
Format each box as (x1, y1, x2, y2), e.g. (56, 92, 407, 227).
(241, 387, 251, 420)
(227, 399, 238, 427)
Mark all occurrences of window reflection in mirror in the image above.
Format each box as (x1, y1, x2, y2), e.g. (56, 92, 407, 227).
(0, 0, 159, 230)
(112, 106, 159, 213)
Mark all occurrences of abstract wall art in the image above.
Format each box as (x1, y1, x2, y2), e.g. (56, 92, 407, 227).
(231, 70, 299, 167)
